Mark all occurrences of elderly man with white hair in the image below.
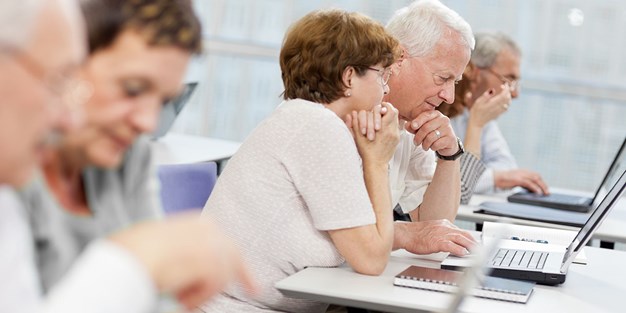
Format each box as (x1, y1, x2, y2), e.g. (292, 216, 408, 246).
(0, 1, 253, 313)
(439, 32, 549, 197)
(360, 0, 479, 256)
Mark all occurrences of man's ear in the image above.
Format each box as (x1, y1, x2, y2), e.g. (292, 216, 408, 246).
(397, 46, 408, 67)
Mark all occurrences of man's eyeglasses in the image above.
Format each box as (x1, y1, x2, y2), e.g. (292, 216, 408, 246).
(482, 67, 520, 92)
(363, 66, 393, 86)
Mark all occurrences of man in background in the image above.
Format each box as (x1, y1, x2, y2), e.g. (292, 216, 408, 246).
(441, 32, 549, 196)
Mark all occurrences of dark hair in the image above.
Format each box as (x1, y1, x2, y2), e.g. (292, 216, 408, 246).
(280, 9, 400, 104)
(81, 0, 202, 54)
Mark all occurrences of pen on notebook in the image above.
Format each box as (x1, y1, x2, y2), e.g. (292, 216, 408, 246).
(510, 236, 549, 244)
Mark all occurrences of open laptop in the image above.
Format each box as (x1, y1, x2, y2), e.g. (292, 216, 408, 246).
(442, 222, 515, 312)
(507, 137, 626, 212)
(151, 82, 198, 139)
(445, 168, 626, 285)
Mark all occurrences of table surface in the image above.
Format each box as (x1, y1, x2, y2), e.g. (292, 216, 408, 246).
(277, 247, 626, 313)
(150, 133, 241, 165)
(457, 190, 626, 243)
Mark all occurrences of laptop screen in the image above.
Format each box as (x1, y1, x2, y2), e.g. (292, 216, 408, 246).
(151, 82, 198, 139)
(591, 137, 626, 208)
(563, 169, 626, 268)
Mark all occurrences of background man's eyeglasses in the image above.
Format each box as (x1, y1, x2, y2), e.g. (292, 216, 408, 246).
(482, 67, 520, 92)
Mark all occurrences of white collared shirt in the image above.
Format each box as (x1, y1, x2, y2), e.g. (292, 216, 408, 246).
(389, 122, 437, 214)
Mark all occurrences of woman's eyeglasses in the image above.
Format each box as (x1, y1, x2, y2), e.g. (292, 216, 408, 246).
(364, 66, 393, 86)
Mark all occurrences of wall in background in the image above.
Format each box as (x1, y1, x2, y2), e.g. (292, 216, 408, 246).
(175, 0, 626, 192)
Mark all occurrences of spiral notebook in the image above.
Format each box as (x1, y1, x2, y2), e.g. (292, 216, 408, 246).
(394, 266, 534, 304)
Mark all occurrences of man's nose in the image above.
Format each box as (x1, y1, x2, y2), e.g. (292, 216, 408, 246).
(439, 83, 455, 104)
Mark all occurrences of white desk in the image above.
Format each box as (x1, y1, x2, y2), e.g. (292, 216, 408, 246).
(456, 191, 626, 244)
(277, 248, 626, 313)
(151, 133, 241, 172)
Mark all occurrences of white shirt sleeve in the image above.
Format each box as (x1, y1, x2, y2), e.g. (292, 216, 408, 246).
(398, 148, 436, 214)
(388, 131, 437, 214)
(0, 187, 41, 313)
(40, 240, 157, 313)
(481, 121, 518, 170)
(473, 122, 517, 194)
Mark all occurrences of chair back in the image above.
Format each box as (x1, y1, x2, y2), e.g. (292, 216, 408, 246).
(158, 162, 217, 214)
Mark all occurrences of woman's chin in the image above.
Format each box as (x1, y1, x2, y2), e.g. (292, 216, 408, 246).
(89, 150, 124, 169)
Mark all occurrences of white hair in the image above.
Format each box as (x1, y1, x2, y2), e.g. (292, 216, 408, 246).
(386, 0, 475, 57)
(471, 32, 521, 68)
(0, 0, 44, 51)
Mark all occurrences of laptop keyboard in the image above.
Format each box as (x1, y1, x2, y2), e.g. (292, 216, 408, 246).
(491, 248, 548, 270)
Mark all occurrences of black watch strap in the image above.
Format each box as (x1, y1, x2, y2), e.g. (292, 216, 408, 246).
(435, 137, 465, 161)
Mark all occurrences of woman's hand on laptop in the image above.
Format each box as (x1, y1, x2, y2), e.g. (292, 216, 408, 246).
(393, 220, 477, 257)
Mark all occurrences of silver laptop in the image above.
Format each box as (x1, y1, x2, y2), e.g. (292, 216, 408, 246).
(508, 137, 626, 212)
(444, 168, 626, 285)
(442, 223, 513, 313)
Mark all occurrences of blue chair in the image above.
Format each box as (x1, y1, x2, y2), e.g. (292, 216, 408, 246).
(157, 162, 217, 215)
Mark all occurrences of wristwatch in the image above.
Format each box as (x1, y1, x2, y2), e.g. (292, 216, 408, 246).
(435, 137, 465, 161)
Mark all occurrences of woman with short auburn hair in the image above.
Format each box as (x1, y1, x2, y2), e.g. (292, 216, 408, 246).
(20, 0, 204, 292)
(199, 9, 401, 313)
(280, 10, 398, 104)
